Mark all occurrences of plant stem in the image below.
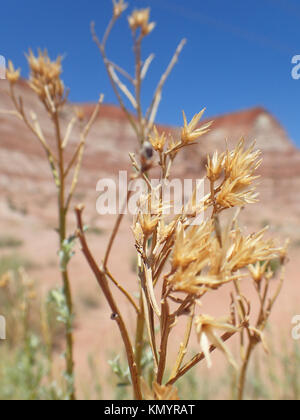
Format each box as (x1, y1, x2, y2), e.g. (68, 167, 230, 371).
(237, 341, 254, 400)
(135, 295, 145, 376)
(106, 269, 140, 315)
(103, 189, 132, 269)
(170, 304, 195, 381)
(54, 112, 75, 400)
(76, 207, 142, 400)
(156, 279, 172, 384)
(134, 34, 145, 144)
(91, 22, 139, 138)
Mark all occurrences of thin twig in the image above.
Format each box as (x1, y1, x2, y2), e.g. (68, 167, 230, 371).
(82, 93, 104, 139)
(106, 59, 135, 84)
(108, 64, 137, 109)
(62, 116, 77, 149)
(105, 268, 140, 316)
(102, 16, 116, 49)
(145, 39, 187, 135)
(156, 278, 173, 384)
(134, 33, 145, 143)
(169, 303, 195, 380)
(103, 188, 132, 269)
(75, 206, 142, 400)
(167, 331, 236, 386)
(91, 22, 139, 137)
(65, 94, 103, 211)
(9, 85, 58, 163)
(141, 54, 155, 80)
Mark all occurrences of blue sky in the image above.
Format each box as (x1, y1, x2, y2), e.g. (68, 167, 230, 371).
(1, 0, 300, 146)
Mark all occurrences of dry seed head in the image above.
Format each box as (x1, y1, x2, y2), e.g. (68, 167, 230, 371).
(171, 221, 212, 271)
(128, 8, 155, 36)
(169, 214, 286, 295)
(211, 222, 285, 274)
(142, 21, 156, 37)
(207, 151, 225, 182)
(208, 235, 230, 276)
(169, 259, 238, 295)
(183, 188, 210, 219)
(224, 139, 261, 186)
(112, 0, 128, 19)
(167, 137, 181, 159)
(138, 212, 160, 237)
(211, 139, 262, 209)
(149, 126, 166, 153)
(6, 60, 21, 84)
(169, 265, 210, 295)
(181, 109, 212, 144)
(216, 179, 259, 208)
(248, 261, 269, 283)
(129, 8, 149, 28)
(139, 207, 163, 238)
(195, 314, 238, 369)
(26, 49, 65, 109)
(132, 221, 144, 246)
(227, 227, 283, 271)
(134, 192, 165, 238)
(157, 218, 176, 244)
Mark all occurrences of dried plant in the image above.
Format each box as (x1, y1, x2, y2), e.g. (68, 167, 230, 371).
(2, 51, 103, 399)
(74, 1, 289, 400)
(91, 1, 186, 145)
(0, 0, 289, 401)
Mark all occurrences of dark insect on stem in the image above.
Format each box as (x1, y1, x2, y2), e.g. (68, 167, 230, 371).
(111, 313, 119, 320)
